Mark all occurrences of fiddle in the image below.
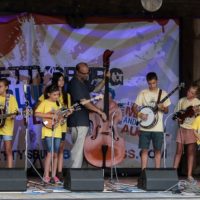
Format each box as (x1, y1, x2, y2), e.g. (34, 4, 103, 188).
(172, 105, 200, 124)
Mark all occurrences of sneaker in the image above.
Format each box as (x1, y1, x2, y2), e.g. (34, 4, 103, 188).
(187, 176, 197, 185)
(53, 176, 62, 184)
(43, 176, 50, 183)
(50, 177, 55, 184)
(56, 172, 64, 182)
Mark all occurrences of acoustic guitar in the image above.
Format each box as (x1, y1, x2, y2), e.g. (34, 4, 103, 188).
(0, 108, 32, 128)
(42, 94, 104, 129)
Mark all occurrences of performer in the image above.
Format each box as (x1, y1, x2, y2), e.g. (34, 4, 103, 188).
(0, 78, 18, 168)
(67, 62, 107, 168)
(173, 84, 200, 182)
(37, 72, 71, 181)
(35, 84, 66, 183)
(133, 72, 171, 170)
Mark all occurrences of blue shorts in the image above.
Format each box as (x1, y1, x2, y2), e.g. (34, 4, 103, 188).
(0, 135, 12, 141)
(44, 137, 61, 153)
(139, 131, 163, 150)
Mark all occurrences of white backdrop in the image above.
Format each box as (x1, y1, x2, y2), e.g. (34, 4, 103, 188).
(0, 14, 179, 168)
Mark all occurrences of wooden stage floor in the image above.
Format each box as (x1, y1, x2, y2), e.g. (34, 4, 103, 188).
(0, 177, 200, 200)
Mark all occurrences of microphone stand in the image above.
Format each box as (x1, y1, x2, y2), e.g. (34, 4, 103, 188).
(50, 108, 61, 183)
(110, 110, 117, 183)
(50, 111, 56, 182)
(23, 86, 45, 185)
(24, 91, 30, 172)
(163, 112, 175, 168)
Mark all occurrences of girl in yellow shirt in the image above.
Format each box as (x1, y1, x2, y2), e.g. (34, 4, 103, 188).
(36, 72, 71, 182)
(50, 72, 71, 181)
(35, 84, 63, 184)
(0, 78, 18, 168)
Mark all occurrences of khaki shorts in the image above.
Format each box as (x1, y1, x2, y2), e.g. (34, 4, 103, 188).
(176, 127, 196, 144)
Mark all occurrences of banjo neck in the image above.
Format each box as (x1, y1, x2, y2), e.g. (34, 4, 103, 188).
(154, 83, 185, 111)
(160, 86, 180, 104)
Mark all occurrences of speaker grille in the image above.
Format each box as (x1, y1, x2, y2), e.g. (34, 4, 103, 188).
(138, 168, 178, 191)
(64, 168, 104, 191)
(0, 168, 27, 191)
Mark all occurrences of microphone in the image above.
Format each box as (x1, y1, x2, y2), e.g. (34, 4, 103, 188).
(23, 84, 29, 104)
(23, 83, 28, 95)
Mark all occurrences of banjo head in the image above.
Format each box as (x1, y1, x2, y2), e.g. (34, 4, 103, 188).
(139, 106, 158, 128)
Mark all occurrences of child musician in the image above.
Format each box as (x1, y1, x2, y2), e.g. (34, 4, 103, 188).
(0, 78, 18, 168)
(37, 72, 71, 181)
(35, 84, 63, 184)
(173, 83, 200, 182)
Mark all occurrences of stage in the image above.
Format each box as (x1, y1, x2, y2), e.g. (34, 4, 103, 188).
(1, 177, 200, 200)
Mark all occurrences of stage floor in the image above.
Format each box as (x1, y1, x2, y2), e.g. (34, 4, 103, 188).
(0, 177, 200, 200)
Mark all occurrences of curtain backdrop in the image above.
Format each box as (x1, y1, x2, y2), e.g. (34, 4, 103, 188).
(0, 14, 179, 168)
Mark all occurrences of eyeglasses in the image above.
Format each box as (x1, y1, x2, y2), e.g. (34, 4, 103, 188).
(78, 70, 90, 75)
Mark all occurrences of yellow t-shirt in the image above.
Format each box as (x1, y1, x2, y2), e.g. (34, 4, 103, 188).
(39, 94, 64, 105)
(135, 88, 171, 132)
(192, 115, 200, 144)
(0, 94, 18, 136)
(38, 93, 71, 133)
(35, 99, 62, 139)
(174, 97, 200, 129)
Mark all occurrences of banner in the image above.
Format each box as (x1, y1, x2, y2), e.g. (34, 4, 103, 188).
(0, 14, 179, 168)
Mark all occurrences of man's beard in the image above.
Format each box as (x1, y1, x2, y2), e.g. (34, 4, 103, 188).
(82, 76, 89, 81)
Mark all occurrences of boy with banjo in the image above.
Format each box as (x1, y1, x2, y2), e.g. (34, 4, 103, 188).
(133, 72, 171, 170)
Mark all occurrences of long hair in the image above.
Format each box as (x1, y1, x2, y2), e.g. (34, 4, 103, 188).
(51, 72, 68, 105)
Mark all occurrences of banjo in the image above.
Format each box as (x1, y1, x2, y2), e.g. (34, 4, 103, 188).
(138, 83, 185, 129)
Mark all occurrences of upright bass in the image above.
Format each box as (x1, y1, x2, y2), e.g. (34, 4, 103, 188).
(84, 50, 125, 168)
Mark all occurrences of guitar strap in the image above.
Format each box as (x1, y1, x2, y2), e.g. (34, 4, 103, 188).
(4, 93, 10, 114)
(157, 89, 162, 104)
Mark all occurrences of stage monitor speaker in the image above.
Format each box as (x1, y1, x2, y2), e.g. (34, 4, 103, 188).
(138, 168, 178, 191)
(64, 168, 104, 191)
(0, 168, 27, 191)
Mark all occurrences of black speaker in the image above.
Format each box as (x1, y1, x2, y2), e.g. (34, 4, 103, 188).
(138, 168, 178, 191)
(64, 168, 104, 191)
(0, 168, 27, 191)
